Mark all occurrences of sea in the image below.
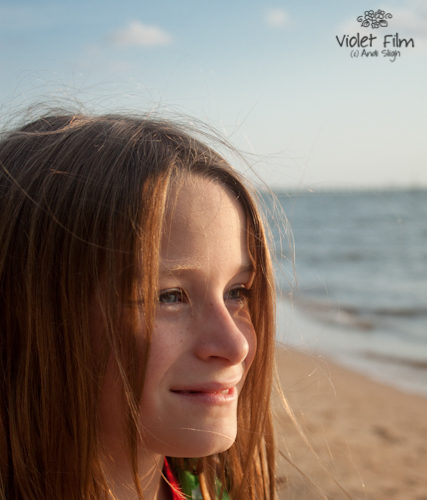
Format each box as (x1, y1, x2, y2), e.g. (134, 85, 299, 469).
(262, 189, 427, 396)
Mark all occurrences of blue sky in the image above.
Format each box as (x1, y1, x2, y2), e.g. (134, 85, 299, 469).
(1, 0, 426, 189)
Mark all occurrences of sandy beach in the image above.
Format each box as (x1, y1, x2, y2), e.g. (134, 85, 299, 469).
(273, 344, 427, 499)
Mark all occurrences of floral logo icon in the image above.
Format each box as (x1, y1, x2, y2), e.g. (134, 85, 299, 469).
(357, 10, 393, 28)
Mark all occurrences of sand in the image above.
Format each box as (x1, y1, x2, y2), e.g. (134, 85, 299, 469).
(273, 344, 427, 499)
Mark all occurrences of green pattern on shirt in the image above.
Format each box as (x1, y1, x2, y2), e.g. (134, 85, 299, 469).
(179, 470, 230, 500)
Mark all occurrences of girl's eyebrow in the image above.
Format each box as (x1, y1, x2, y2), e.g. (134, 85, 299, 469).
(159, 262, 255, 275)
(160, 261, 203, 272)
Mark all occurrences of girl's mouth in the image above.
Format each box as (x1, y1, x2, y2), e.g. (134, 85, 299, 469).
(170, 386, 237, 405)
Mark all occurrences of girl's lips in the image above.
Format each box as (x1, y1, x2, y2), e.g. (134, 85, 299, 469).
(170, 386, 238, 405)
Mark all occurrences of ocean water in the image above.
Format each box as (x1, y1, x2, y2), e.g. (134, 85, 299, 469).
(263, 189, 427, 396)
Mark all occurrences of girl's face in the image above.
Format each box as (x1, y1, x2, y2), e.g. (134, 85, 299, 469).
(99, 176, 257, 459)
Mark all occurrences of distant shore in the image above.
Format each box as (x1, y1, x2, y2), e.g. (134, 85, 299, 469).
(274, 344, 427, 499)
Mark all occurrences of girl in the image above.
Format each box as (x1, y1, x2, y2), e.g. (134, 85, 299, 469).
(0, 112, 276, 499)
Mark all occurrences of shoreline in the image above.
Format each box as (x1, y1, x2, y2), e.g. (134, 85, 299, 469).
(274, 344, 427, 499)
(276, 298, 427, 397)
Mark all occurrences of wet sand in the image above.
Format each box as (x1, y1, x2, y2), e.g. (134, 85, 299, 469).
(273, 344, 427, 499)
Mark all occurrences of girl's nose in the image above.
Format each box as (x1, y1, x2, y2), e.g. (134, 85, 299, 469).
(193, 300, 252, 365)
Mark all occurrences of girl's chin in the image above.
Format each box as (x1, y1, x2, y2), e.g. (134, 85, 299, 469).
(147, 428, 237, 458)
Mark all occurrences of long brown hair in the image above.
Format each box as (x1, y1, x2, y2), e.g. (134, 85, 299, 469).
(0, 112, 276, 499)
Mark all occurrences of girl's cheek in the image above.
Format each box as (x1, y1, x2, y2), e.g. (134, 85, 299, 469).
(246, 324, 257, 370)
(233, 308, 257, 369)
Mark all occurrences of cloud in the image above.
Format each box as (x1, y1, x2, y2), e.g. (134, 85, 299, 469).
(338, 2, 427, 38)
(110, 21, 172, 47)
(390, 1, 427, 51)
(265, 8, 289, 28)
(385, 1, 427, 37)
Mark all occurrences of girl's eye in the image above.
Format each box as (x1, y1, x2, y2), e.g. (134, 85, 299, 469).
(225, 286, 251, 303)
(158, 288, 187, 305)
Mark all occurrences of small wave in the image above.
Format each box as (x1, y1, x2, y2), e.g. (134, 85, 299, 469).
(369, 306, 427, 319)
(292, 295, 427, 331)
(300, 250, 368, 265)
(362, 351, 427, 370)
(293, 297, 375, 330)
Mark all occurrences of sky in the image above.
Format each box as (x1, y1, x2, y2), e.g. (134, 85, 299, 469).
(0, 0, 426, 189)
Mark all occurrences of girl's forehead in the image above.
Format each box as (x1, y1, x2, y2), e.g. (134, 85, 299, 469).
(164, 176, 245, 231)
(161, 177, 249, 268)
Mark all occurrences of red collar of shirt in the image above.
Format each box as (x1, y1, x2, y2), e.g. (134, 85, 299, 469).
(163, 458, 184, 500)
